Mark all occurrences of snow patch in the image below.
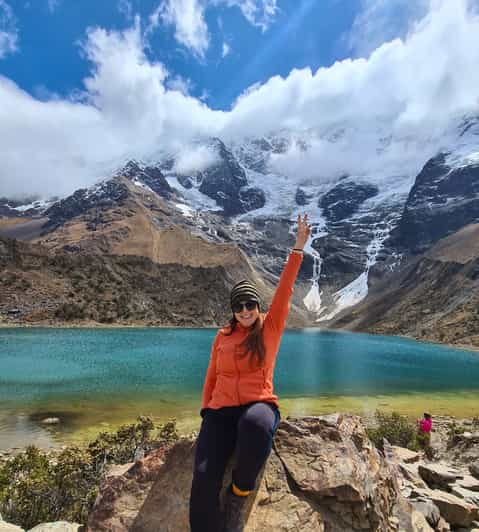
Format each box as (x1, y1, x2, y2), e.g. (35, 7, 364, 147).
(315, 218, 397, 322)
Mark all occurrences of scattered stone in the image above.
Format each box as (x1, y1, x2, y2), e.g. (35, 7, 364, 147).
(418, 463, 462, 490)
(398, 462, 428, 489)
(457, 475, 479, 492)
(27, 523, 82, 531)
(40, 417, 60, 425)
(470, 462, 479, 480)
(414, 488, 479, 527)
(410, 497, 441, 527)
(451, 485, 479, 506)
(392, 497, 433, 532)
(392, 445, 421, 464)
(435, 516, 451, 531)
(105, 462, 134, 478)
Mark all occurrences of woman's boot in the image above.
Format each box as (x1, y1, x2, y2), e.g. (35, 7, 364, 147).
(223, 486, 249, 532)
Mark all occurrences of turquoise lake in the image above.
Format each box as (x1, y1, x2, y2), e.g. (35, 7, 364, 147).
(1, 327, 479, 449)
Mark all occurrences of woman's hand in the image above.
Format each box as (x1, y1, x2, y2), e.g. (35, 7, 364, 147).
(293, 214, 311, 251)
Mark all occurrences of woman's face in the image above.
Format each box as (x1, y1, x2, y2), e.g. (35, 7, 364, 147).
(233, 300, 260, 328)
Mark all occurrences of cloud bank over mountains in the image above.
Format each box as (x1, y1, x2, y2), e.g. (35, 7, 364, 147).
(1, 0, 479, 198)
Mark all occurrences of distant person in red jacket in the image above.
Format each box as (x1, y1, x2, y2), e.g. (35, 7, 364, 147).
(418, 413, 432, 434)
(189, 214, 311, 532)
(417, 413, 433, 450)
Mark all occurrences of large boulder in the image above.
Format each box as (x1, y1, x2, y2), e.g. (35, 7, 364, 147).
(412, 488, 479, 527)
(418, 463, 462, 490)
(87, 414, 419, 532)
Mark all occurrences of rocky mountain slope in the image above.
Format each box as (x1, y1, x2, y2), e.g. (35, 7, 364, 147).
(0, 237, 307, 327)
(0, 116, 478, 337)
(331, 224, 479, 348)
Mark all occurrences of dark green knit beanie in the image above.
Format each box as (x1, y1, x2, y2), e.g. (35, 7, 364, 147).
(230, 280, 261, 311)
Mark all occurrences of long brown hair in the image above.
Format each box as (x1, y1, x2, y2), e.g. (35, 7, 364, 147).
(224, 315, 266, 367)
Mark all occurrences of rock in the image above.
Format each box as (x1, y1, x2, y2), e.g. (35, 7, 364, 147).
(412, 488, 479, 527)
(393, 445, 421, 464)
(453, 433, 479, 446)
(44, 180, 130, 230)
(457, 474, 479, 492)
(318, 182, 379, 222)
(435, 516, 451, 531)
(238, 187, 266, 212)
(451, 485, 479, 505)
(418, 463, 462, 490)
(104, 462, 134, 478)
(410, 510, 434, 531)
(398, 462, 429, 489)
(87, 446, 168, 531)
(295, 187, 312, 206)
(470, 462, 479, 480)
(0, 520, 24, 532)
(88, 414, 418, 532)
(410, 498, 441, 527)
(40, 417, 60, 425)
(392, 152, 479, 253)
(197, 139, 251, 215)
(27, 523, 82, 531)
(392, 496, 434, 531)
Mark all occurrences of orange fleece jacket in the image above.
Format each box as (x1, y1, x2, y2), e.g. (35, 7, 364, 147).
(202, 251, 303, 410)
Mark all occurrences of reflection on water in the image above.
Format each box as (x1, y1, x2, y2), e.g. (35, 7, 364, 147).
(0, 411, 56, 450)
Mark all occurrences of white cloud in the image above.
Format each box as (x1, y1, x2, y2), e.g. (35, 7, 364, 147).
(346, 0, 429, 57)
(215, 0, 278, 32)
(0, 0, 18, 58)
(1, 0, 479, 199)
(148, 0, 278, 58)
(173, 145, 220, 174)
(118, 0, 133, 21)
(166, 74, 193, 95)
(221, 41, 230, 57)
(0, 21, 223, 198)
(150, 0, 209, 59)
(47, 0, 61, 13)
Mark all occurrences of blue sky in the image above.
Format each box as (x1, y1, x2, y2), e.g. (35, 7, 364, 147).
(1, 0, 479, 199)
(3, 0, 363, 110)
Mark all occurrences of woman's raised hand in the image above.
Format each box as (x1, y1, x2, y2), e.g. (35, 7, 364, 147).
(293, 214, 311, 251)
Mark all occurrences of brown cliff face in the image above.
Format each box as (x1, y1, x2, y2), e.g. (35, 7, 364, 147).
(87, 415, 418, 532)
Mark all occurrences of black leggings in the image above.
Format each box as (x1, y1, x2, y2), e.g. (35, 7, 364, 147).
(189, 401, 280, 532)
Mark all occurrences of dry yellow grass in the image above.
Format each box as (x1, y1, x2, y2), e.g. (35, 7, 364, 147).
(0, 217, 32, 228)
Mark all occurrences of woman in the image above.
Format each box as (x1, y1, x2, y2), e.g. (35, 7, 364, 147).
(189, 214, 311, 532)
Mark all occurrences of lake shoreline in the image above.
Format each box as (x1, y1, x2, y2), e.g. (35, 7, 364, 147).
(1, 412, 476, 461)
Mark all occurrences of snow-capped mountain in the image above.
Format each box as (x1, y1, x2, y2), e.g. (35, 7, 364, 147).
(2, 115, 478, 324)
(0, 196, 54, 217)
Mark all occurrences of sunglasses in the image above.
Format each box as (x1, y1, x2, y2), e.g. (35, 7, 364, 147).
(232, 300, 258, 313)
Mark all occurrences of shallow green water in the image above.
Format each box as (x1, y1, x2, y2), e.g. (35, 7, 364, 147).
(1, 328, 478, 449)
